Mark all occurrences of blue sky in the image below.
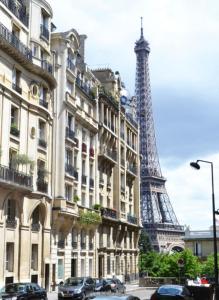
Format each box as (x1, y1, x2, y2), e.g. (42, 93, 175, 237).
(50, 0, 219, 230)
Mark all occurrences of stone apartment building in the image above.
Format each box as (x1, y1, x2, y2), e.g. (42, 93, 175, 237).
(0, 0, 55, 289)
(0, 0, 141, 290)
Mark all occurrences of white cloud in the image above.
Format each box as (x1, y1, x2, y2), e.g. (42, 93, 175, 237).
(161, 153, 219, 230)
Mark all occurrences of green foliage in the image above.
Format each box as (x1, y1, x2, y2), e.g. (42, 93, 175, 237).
(73, 195, 80, 203)
(79, 211, 102, 225)
(12, 153, 34, 173)
(200, 254, 219, 277)
(92, 203, 102, 210)
(140, 249, 202, 279)
(139, 229, 152, 253)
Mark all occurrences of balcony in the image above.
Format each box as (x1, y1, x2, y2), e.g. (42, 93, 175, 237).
(99, 147, 117, 163)
(72, 241, 77, 249)
(0, 23, 56, 88)
(12, 83, 22, 94)
(57, 240, 65, 249)
(6, 218, 17, 229)
(127, 214, 138, 225)
(76, 77, 95, 101)
(0, 164, 33, 190)
(81, 242, 86, 250)
(41, 60, 52, 74)
(31, 223, 40, 232)
(89, 178, 94, 189)
(37, 179, 48, 194)
(10, 124, 20, 137)
(65, 164, 74, 177)
(0, 0, 29, 27)
(82, 143, 87, 153)
(67, 58, 76, 73)
(39, 98, 48, 109)
(81, 175, 87, 185)
(40, 24, 49, 41)
(38, 138, 47, 149)
(66, 127, 75, 141)
(101, 207, 117, 220)
(0, 22, 32, 60)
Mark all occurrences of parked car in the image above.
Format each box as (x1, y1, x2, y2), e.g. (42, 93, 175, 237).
(88, 295, 140, 300)
(105, 279, 126, 294)
(150, 284, 194, 300)
(58, 277, 95, 300)
(0, 282, 47, 300)
(94, 279, 111, 292)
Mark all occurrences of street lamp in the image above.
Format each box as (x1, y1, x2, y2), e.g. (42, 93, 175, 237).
(190, 159, 218, 287)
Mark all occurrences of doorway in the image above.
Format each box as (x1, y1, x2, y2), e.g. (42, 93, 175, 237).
(71, 259, 77, 277)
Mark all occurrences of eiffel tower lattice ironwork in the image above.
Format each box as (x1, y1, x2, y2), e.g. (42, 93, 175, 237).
(134, 19, 184, 252)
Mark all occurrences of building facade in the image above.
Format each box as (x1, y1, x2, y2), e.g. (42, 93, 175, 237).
(184, 226, 219, 260)
(0, 0, 141, 290)
(0, 0, 55, 289)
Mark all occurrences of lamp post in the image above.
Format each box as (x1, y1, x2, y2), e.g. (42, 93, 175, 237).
(190, 159, 218, 287)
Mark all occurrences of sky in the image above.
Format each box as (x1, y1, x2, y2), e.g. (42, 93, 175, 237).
(50, 0, 219, 230)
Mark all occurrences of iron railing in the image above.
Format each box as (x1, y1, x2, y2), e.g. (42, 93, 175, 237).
(0, 22, 32, 60)
(127, 214, 138, 225)
(0, 164, 32, 188)
(37, 180, 48, 193)
(6, 218, 17, 228)
(0, 0, 29, 26)
(101, 207, 117, 219)
(41, 59, 52, 74)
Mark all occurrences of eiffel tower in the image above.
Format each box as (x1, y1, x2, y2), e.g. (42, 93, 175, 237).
(135, 19, 184, 252)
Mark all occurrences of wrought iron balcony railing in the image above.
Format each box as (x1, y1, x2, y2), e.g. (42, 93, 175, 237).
(0, 164, 32, 188)
(127, 214, 138, 225)
(41, 59, 52, 74)
(65, 164, 74, 177)
(10, 125, 20, 137)
(0, 22, 32, 60)
(38, 138, 47, 149)
(12, 83, 22, 94)
(40, 24, 49, 40)
(0, 0, 29, 26)
(101, 207, 117, 219)
(66, 127, 75, 141)
(37, 179, 48, 194)
(72, 241, 77, 249)
(57, 240, 65, 249)
(6, 218, 17, 228)
(31, 223, 40, 232)
(39, 98, 48, 109)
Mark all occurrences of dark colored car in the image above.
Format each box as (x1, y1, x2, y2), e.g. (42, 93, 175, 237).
(58, 277, 95, 300)
(88, 295, 140, 300)
(150, 284, 194, 300)
(0, 283, 47, 300)
(94, 279, 111, 292)
(105, 279, 126, 294)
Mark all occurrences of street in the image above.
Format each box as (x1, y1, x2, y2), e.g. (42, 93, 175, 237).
(48, 285, 156, 300)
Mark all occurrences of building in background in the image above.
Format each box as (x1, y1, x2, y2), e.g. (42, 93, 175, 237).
(0, 0, 56, 289)
(184, 226, 219, 259)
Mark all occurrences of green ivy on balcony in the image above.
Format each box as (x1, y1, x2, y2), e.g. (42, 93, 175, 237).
(79, 211, 102, 225)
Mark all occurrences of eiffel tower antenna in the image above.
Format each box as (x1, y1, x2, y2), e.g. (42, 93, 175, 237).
(134, 20, 184, 252)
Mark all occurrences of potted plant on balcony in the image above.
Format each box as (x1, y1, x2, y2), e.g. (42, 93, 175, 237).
(73, 195, 80, 203)
(92, 203, 102, 211)
(79, 211, 102, 226)
(12, 153, 34, 174)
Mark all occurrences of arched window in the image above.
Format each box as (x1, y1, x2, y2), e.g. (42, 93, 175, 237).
(31, 206, 40, 231)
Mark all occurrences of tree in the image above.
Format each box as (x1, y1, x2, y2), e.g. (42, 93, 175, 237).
(201, 253, 219, 278)
(138, 229, 152, 253)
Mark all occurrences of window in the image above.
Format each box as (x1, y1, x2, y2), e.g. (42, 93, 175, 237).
(67, 80, 74, 94)
(58, 259, 64, 279)
(31, 244, 38, 271)
(89, 195, 93, 208)
(81, 193, 86, 206)
(37, 160, 46, 180)
(32, 207, 40, 225)
(107, 256, 111, 274)
(9, 149, 17, 169)
(65, 149, 73, 165)
(82, 160, 86, 175)
(38, 120, 47, 147)
(6, 243, 14, 271)
(67, 113, 73, 130)
(65, 184, 72, 202)
(72, 229, 78, 246)
(82, 129, 86, 142)
(11, 106, 18, 126)
(12, 24, 20, 38)
(12, 68, 21, 93)
(7, 199, 15, 221)
(40, 10, 49, 40)
(81, 99, 84, 110)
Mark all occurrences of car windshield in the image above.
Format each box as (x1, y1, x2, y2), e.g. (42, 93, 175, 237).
(158, 286, 182, 295)
(5, 284, 26, 293)
(64, 278, 84, 286)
